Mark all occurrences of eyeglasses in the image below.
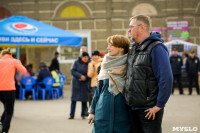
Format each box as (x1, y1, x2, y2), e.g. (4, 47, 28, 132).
(129, 24, 142, 29)
(107, 43, 113, 47)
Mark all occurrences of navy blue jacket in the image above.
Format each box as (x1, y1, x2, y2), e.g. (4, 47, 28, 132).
(36, 69, 52, 83)
(71, 57, 90, 102)
(186, 56, 200, 74)
(170, 55, 183, 75)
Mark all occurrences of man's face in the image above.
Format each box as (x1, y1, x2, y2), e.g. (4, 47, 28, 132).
(190, 53, 195, 58)
(80, 48, 88, 53)
(128, 19, 141, 43)
(55, 54, 59, 58)
(172, 50, 178, 56)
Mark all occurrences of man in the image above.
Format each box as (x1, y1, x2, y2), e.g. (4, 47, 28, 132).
(170, 48, 184, 94)
(124, 15, 173, 133)
(80, 46, 88, 55)
(186, 51, 200, 95)
(49, 52, 60, 71)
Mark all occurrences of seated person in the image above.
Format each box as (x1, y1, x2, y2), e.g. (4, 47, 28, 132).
(36, 63, 52, 88)
(51, 68, 60, 87)
(15, 67, 31, 99)
(26, 64, 35, 76)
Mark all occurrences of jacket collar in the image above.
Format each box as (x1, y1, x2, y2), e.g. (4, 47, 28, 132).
(135, 40, 153, 51)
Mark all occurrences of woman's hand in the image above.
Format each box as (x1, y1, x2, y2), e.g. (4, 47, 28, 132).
(88, 114, 95, 124)
(79, 75, 86, 81)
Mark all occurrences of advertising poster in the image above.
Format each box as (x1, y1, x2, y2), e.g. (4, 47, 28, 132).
(152, 27, 162, 36)
(167, 21, 189, 41)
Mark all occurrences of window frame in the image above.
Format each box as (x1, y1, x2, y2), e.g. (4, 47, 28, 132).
(57, 30, 91, 63)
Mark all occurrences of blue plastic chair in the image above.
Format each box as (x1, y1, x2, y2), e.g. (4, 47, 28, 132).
(19, 77, 36, 100)
(36, 76, 55, 100)
(52, 86, 60, 99)
(59, 75, 66, 97)
(52, 78, 60, 99)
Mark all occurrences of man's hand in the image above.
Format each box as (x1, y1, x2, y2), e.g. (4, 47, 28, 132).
(144, 106, 161, 120)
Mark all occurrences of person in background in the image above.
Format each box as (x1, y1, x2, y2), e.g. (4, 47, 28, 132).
(51, 68, 60, 88)
(186, 51, 200, 95)
(69, 52, 90, 119)
(124, 14, 173, 133)
(36, 63, 52, 88)
(87, 51, 102, 106)
(15, 66, 31, 99)
(26, 64, 35, 76)
(170, 48, 184, 95)
(80, 46, 88, 55)
(49, 52, 60, 72)
(88, 35, 132, 133)
(79, 46, 91, 116)
(183, 52, 188, 67)
(0, 48, 27, 133)
(87, 50, 102, 93)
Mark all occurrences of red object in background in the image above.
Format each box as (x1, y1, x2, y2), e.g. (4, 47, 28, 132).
(21, 53, 26, 65)
(0, 7, 12, 20)
(99, 53, 105, 57)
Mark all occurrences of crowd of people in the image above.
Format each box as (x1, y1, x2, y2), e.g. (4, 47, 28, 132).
(1, 14, 200, 133)
(170, 48, 200, 95)
(0, 49, 65, 132)
(70, 15, 173, 133)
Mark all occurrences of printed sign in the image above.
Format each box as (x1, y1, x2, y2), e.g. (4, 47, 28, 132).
(11, 22, 38, 33)
(152, 28, 162, 36)
(167, 21, 189, 41)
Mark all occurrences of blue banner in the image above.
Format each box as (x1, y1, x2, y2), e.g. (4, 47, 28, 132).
(0, 16, 82, 46)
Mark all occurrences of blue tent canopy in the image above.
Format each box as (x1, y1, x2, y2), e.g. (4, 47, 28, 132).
(0, 16, 82, 47)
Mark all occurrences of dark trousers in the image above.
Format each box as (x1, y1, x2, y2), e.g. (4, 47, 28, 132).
(172, 74, 183, 94)
(70, 101, 87, 118)
(0, 91, 15, 133)
(188, 73, 200, 94)
(129, 109, 164, 133)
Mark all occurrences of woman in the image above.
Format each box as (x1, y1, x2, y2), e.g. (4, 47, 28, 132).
(0, 48, 27, 133)
(69, 52, 90, 119)
(87, 50, 102, 94)
(88, 35, 132, 133)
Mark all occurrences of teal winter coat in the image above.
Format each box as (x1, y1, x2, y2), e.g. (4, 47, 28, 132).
(90, 79, 131, 133)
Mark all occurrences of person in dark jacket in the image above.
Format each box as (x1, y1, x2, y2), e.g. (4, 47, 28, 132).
(186, 51, 200, 95)
(88, 35, 132, 133)
(49, 52, 60, 71)
(124, 14, 173, 133)
(36, 63, 52, 88)
(170, 48, 184, 94)
(69, 52, 90, 119)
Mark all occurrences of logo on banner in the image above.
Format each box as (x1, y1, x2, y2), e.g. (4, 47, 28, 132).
(11, 22, 38, 33)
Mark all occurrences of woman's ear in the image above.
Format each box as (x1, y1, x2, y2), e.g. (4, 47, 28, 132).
(120, 48, 124, 54)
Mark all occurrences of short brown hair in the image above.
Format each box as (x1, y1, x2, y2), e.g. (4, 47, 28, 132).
(107, 35, 130, 54)
(0, 48, 11, 57)
(130, 14, 151, 31)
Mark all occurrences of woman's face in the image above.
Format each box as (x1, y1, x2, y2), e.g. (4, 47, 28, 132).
(81, 56, 89, 63)
(92, 55, 99, 62)
(107, 43, 124, 56)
